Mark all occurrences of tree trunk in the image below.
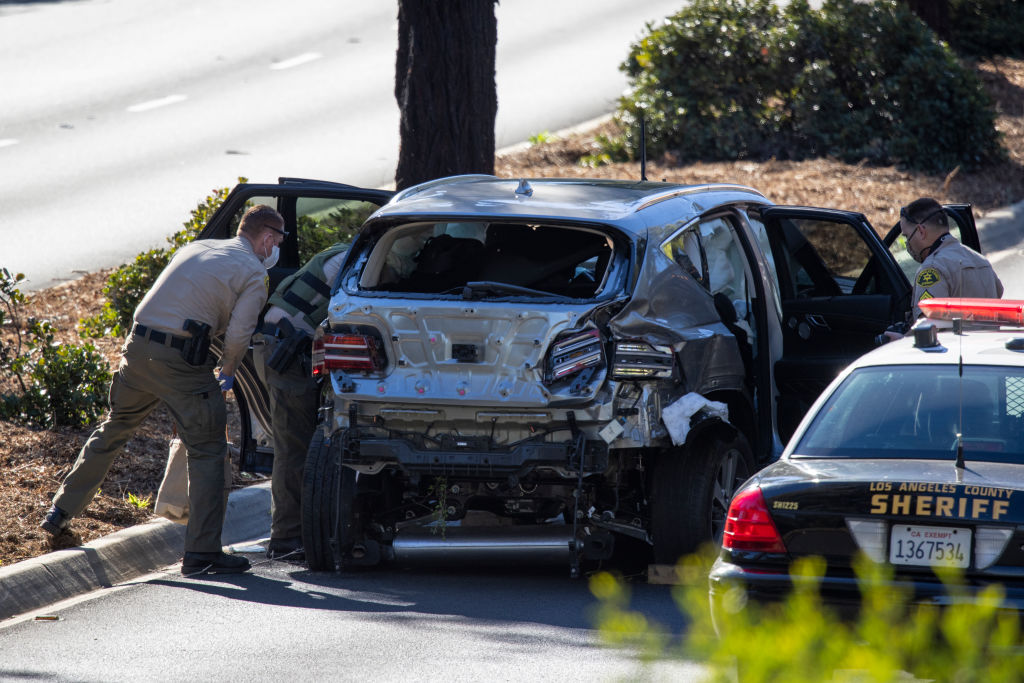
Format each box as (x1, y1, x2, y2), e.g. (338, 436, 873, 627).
(902, 0, 950, 40)
(395, 0, 498, 191)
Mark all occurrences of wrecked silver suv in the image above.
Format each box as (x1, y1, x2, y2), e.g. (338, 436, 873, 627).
(298, 175, 981, 575)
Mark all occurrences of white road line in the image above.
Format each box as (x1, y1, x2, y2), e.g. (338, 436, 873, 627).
(0, 139, 18, 148)
(270, 52, 322, 70)
(126, 94, 187, 113)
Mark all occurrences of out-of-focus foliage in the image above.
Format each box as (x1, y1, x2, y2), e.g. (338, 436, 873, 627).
(297, 202, 377, 264)
(616, 0, 1004, 173)
(591, 546, 1024, 682)
(1, 269, 110, 429)
(949, 0, 1024, 58)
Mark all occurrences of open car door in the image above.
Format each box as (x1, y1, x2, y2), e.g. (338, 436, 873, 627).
(197, 178, 394, 473)
(881, 203, 981, 285)
(752, 206, 912, 442)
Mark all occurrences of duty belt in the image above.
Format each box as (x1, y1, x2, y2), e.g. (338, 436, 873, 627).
(133, 323, 188, 351)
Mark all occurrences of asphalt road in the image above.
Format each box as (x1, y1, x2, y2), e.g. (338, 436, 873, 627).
(0, 0, 682, 290)
(0, 556, 705, 681)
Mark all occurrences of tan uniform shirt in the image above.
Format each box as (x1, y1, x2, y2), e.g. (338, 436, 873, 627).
(262, 250, 347, 335)
(912, 235, 1004, 318)
(134, 236, 268, 373)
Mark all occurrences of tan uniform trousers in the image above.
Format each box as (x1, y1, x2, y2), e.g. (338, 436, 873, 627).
(54, 333, 228, 553)
(253, 335, 319, 540)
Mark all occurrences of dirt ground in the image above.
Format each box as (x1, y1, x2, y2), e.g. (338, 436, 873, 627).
(2, 56, 1022, 569)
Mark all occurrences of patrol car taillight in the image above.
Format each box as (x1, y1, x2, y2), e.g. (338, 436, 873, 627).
(722, 488, 787, 553)
(919, 298, 1024, 325)
(312, 333, 385, 377)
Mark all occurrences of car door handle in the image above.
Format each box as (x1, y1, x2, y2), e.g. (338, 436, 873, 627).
(806, 314, 830, 329)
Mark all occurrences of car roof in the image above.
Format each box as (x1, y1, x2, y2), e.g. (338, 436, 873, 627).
(850, 327, 1024, 370)
(372, 175, 770, 228)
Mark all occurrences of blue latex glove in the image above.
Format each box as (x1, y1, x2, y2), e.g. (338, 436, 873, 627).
(217, 372, 234, 393)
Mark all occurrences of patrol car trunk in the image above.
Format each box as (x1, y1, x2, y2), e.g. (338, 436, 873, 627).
(755, 459, 1024, 578)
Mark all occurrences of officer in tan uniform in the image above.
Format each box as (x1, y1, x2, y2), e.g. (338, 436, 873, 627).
(901, 197, 1004, 318)
(254, 242, 348, 561)
(40, 204, 286, 576)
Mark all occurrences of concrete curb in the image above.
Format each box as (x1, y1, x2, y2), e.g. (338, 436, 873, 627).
(0, 481, 271, 622)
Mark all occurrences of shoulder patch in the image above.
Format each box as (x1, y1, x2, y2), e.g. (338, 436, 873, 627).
(917, 267, 941, 288)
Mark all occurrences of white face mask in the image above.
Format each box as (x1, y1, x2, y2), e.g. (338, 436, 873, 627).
(262, 243, 280, 270)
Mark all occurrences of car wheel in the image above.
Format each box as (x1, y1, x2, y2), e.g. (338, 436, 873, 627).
(301, 429, 357, 571)
(650, 432, 753, 565)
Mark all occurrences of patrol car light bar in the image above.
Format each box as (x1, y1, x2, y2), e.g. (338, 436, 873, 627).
(919, 298, 1024, 325)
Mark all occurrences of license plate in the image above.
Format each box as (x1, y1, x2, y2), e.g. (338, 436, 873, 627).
(889, 525, 971, 568)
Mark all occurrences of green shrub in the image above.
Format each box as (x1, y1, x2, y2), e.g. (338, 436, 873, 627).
(591, 547, 1024, 682)
(297, 203, 377, 263)
(616, 0, 1004, 173)
(1, 270, 110, 429)
(79, 180, 243, 338)
(949, 0, 1024, 58)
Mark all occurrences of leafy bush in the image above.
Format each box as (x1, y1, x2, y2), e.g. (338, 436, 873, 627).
(579, 133, 629, 168)
(616, 0, 1004, 173)
(297, 203, 377, 263)
(1, 269, 110, 429)
(592, 547, 1024, 682)
(79, 180, 243, 338)
(949, 0, 1024, 58)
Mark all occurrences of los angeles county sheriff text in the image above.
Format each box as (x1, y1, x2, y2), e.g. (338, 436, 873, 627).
(869, 481, 1014, 521)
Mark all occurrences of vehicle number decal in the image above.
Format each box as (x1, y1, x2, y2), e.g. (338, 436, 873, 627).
(889, 525, 970, 568)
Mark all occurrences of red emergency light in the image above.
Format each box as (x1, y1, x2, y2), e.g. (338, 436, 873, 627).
(918, 298, 1024, 326)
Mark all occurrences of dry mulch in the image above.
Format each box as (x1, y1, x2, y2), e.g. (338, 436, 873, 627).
(2, 56, 1023, 569)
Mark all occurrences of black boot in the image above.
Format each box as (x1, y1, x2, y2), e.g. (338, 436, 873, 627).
(181, 551, 251, 575)
(40, 505, 71, 536)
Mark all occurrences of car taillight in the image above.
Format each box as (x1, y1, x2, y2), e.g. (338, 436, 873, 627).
(611, 340, 674, 379)
(722, 487, 786, 553)
(919, 298, 1024, 325)
(312, 332, 386, 378)
(546, 329, 604, 383)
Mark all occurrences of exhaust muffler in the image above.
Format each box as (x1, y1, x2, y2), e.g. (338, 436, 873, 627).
(391, 525, 576, 565)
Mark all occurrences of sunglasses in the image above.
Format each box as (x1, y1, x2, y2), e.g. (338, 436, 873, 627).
(263, 223, 289, 237)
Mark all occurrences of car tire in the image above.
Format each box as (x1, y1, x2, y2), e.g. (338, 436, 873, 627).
(650, 432, 753, 565)
(301, 429, 358, 571)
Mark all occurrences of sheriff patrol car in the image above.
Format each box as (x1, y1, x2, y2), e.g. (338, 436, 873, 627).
(709, 298, 1024, 612)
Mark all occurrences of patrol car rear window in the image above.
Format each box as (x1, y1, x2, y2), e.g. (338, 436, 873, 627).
(794, 365, 1024, 462)
(357, 221, 616, 299)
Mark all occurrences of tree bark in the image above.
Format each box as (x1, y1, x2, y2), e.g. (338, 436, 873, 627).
(395, 0, 498, 191)
(901, 0, 950, 41)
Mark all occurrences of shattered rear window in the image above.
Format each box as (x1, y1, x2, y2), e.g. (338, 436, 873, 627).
(357, 221, 617, 299)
